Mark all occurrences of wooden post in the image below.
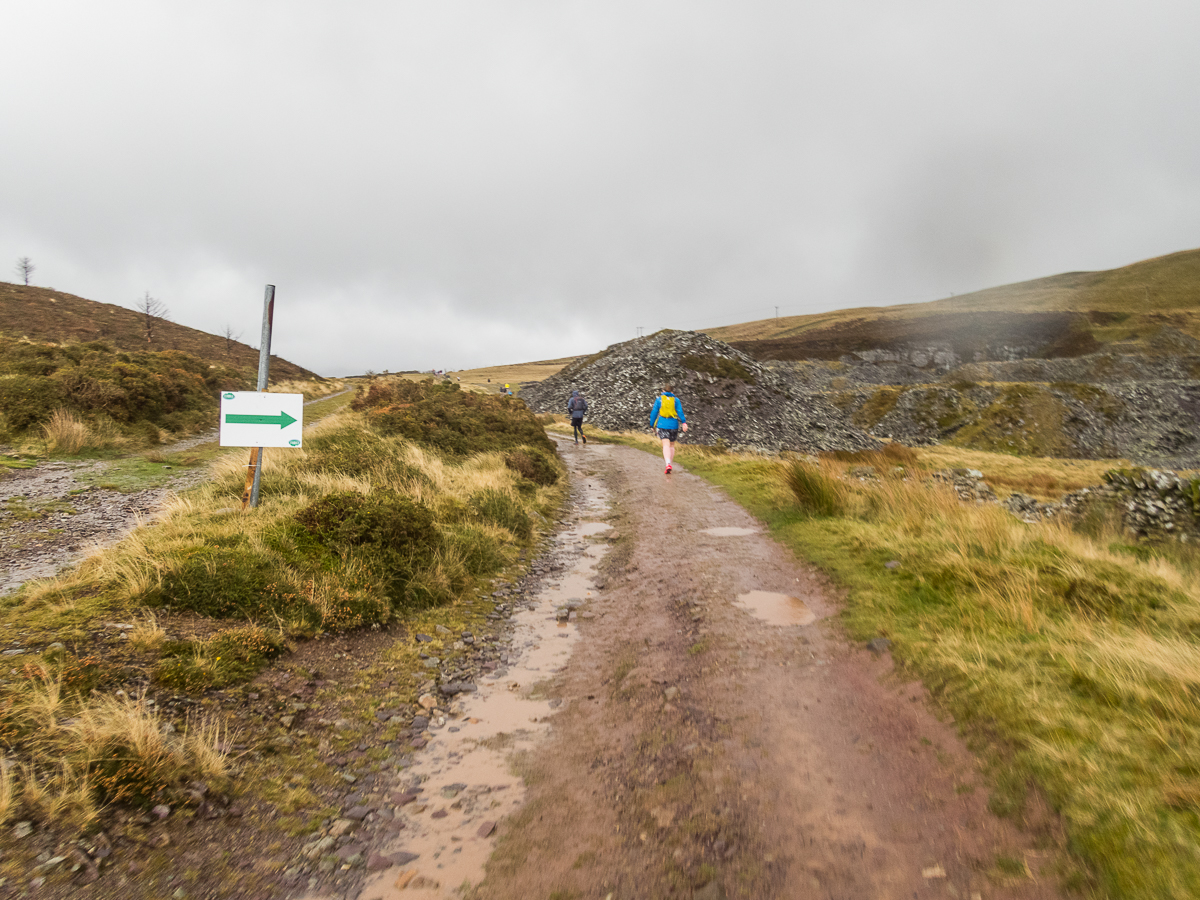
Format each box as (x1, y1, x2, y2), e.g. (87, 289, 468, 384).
(240, 447, 260, 509)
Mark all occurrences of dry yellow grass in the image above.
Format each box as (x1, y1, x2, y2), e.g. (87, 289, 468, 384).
(917, 445, 1127, 500)
(0, 761, 14, 825)
(41, 409, 91, 454)
(448, 358, 576, 395)
(128, 611, 166, 652)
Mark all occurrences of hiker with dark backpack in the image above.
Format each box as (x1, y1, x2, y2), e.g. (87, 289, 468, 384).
(567, 390, 589, 443)
(648, 384, 688, 474)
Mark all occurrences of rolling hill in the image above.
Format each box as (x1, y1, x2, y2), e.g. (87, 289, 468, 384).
(0, 282, 320, 382)
(704, 247, 1200, 362)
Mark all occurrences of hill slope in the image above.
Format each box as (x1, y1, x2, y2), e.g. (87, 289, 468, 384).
(706, 247, 1200, 362)
(0, 282, 320, 381)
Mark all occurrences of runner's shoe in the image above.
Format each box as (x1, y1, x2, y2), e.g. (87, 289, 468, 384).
(665, 464, 672, 474)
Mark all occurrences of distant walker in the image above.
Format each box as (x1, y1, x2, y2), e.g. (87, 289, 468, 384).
(567, 390, 588, 444)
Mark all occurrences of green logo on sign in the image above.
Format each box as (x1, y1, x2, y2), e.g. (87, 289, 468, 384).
(289, 439, 301, 447)
(223, 392, 235, 400)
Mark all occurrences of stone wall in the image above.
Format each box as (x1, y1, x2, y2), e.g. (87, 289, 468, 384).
(1004, 468, 1200, 542)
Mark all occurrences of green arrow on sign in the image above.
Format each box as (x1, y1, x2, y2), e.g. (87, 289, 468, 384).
(224, 411, 298, 429)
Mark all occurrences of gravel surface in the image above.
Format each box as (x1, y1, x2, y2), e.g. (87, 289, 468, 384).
(0, 457, 212, 596)
(471, 437, 1069, 899)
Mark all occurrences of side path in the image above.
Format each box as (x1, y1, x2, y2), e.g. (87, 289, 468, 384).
(476, 441, 1067, 899)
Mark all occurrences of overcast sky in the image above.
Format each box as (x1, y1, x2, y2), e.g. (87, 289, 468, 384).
(3, 2, 1199, 376)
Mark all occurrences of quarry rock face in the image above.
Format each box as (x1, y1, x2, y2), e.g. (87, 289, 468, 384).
(523, 329, 1200, 467)
(520, 330, 879, 454)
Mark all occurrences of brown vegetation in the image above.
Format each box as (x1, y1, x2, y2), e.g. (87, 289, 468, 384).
(0, 282, 319, 381)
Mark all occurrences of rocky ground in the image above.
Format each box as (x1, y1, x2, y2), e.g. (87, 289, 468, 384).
(520, 330, 879, 455)
(521, 329, 1200, 467)
(0, 456, 212, 597)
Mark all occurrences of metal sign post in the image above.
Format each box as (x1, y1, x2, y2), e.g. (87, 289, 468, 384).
(242, 285, 275, 510)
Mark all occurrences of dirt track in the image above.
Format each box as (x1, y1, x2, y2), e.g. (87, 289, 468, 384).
(475, 437, 1066, 899)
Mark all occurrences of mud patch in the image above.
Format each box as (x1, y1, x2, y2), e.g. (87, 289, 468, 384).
(700, 526, 758, 537)
(734, 590, 817, 626)
(309, 469, 612, 900)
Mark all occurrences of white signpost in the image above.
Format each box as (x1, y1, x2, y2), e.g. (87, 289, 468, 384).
(219, 392, 305, 449)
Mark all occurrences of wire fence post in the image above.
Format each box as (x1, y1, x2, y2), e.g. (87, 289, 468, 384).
(242, 285, 275, 510)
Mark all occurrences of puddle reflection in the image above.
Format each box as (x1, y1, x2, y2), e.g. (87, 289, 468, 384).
(734, 590, 816, 626)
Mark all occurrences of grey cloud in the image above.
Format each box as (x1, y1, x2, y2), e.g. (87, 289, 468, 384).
(2, 1, 1199, 373)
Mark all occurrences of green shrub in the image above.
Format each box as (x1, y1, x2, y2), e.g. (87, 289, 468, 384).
(0, 333, 245, 437)
(446, 523, 510, 575)
(0, 374, 66, 431)
(304, 427, 396, 478)
(294, 490, 440, 554)
(504, 447, 560, 486)
(780, 461, 846, 517)
(156, 625, 285, 690)
(144, 544, 304, 621)
(294, 490, 443, 608)
(469, 488, 533, 540)
(355, 378, 555, 456)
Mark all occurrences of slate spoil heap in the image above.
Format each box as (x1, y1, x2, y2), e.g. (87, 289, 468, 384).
(520, 330, 878, 454)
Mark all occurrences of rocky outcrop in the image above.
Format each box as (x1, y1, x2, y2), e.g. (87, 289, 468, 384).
(832, 380, 1200, 467)
(520, 330, 879, 454)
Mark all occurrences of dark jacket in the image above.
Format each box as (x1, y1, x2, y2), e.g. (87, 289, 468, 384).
(567, 391, 588, 418)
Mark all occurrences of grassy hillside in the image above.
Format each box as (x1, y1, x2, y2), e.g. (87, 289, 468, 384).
(0, 379, 562, 864)
(706, 247, 1200, 359)
(448, 356, 579, 394)
(0, 282, 320, 382)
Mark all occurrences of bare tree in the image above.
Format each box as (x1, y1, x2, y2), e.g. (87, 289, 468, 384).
(15, 257, 34, 285)
(136, 291, 171, 346)
(223, 324, 242, 358)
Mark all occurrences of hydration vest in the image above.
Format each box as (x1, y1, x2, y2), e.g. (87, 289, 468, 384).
(658, 394, 678, 421)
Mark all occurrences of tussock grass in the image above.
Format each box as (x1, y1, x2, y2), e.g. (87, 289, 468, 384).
(1, 668, 228, 828)
(2, 381, 563, 830)
(779, 459, 846, 517)
(41, 409, 91, 454)
(128, 611, 166, 652)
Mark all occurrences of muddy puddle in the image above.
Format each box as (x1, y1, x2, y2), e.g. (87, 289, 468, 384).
(699, 526, 758, 537)
(734, 590, 817, 626)
(327, 476, 611, 900)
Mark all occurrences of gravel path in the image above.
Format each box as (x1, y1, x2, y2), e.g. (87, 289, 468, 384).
(471, 436, 1068, 899)
(0, 459, 208, 596)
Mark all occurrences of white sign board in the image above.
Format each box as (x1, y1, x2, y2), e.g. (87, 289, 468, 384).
(219, 392, 305, 448)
